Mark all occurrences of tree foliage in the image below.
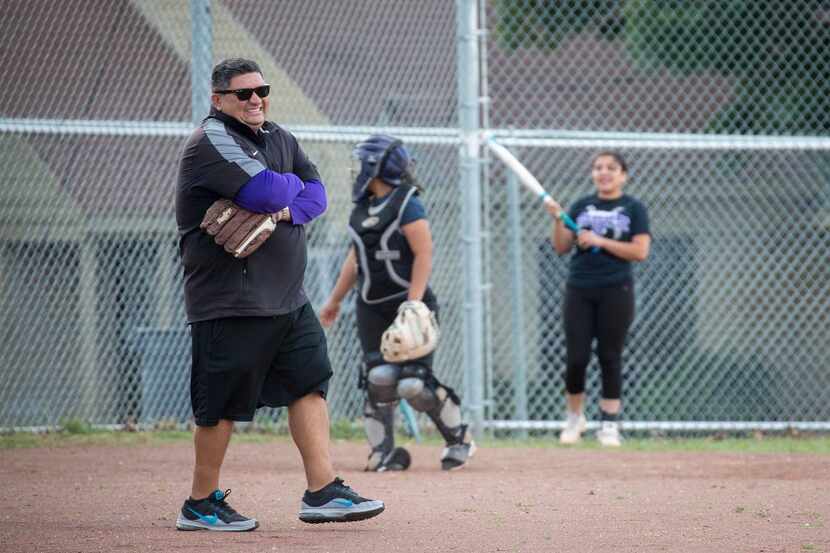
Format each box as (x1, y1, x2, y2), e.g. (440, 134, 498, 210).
(495, 0, 830, 134)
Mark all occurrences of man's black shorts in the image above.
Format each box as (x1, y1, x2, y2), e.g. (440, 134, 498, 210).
(189, 302, 332, 427)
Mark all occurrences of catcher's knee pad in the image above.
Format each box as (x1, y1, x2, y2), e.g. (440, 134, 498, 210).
(400, 373, 441, 415)
(366, 363, 401, 405)
(396, 362, 431, 402)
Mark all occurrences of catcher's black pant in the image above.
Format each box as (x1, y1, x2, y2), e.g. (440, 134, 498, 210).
(355, 289, 438, 368)
(563, 282, 635, 400)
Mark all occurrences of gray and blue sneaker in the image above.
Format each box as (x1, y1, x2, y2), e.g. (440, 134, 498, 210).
(299, 477, 384, 524)
(176, 489, 259, 532)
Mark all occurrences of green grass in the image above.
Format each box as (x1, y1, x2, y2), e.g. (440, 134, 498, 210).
(0, 429, 186, 449)
(0, 428, 296, 449)
(2, 423, 830, 454)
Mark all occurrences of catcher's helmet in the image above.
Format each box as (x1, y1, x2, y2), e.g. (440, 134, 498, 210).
(352, 134, 415, 202)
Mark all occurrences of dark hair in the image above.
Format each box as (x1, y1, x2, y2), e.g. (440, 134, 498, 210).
(211, 58, 262, 90)
(592, 151, 628, 173)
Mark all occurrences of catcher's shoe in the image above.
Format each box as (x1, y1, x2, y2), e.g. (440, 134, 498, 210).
(299, 477, 385, 524)
(597, 421, 622, 447)
(176, 489, 258, 531)
(559, 413, 587, 444)
(441, 440, 477, 471)
(366, 447, 412, 472)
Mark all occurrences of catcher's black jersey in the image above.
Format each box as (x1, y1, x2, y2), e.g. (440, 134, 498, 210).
(348, 185, 420, 304)
(176, 109, 321, 323)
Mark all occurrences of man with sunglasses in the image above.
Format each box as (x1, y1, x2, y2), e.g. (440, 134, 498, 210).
(175, 58, 384, 532)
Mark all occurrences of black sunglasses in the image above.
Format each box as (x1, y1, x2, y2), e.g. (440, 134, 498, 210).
(214, 85, 271, 101)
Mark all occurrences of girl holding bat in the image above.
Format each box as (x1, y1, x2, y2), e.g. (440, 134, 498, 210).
(544, 152, 651, 446)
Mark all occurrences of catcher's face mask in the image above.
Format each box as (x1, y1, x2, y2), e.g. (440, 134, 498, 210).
(352, 135, 415, 202)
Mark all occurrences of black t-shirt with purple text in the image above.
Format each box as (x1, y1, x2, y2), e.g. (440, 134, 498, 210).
(566, 194, 650, 288)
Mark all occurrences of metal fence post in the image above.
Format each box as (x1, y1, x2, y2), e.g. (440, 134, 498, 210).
(506, 170, 528, 437)
(456, 0, 484, 437)
(190, 0, 212, 127)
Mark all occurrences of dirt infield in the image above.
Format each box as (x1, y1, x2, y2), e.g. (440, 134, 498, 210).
(2, 438, 828, 553)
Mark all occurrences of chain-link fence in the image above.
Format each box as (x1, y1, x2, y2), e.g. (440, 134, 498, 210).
(485, 0, 829, 430)
(1, 0, 828, 432)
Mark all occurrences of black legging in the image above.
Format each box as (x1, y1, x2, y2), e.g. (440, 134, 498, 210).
(563, 283, 635, 399)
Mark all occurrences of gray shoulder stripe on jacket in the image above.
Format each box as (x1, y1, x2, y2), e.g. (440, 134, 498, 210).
(204, 119, 266, 177)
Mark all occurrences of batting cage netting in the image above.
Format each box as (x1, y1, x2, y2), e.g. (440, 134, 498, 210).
(1, 0, 828, 433)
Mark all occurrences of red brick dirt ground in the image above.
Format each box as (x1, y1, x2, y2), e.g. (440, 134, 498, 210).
(2, 439, 829, 553)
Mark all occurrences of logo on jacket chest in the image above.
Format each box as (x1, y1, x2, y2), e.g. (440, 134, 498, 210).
(361, 216, 381, 228)
(245, 147, 263, 162)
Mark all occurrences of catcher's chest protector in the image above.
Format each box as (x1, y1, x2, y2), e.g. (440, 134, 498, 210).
(348, 186, 418, 303)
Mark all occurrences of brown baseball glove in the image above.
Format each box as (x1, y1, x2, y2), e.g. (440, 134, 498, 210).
(200, 199, 290, 258)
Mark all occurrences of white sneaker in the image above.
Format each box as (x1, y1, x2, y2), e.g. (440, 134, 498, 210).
(596, 421, 622, 447)
(559, 413, 587, 444)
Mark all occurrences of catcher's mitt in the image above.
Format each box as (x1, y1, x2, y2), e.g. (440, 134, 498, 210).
(200, 199, 289, 258)
(380, 300, 439, 362)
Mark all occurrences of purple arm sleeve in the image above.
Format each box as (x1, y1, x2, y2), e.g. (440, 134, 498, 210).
(233, 169, 305, 213)
(287, 179, 327, 225)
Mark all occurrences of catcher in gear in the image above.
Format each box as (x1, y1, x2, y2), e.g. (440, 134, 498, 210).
(320, 134, 476, 472)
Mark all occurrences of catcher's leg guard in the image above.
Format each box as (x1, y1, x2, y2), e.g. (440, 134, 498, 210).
(363, 363, 410, 472)
(364, 398, 406, 471)
(426, 385, 476, 470)
(397, 366, 476, 470)
(366, 363, 401, 405)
